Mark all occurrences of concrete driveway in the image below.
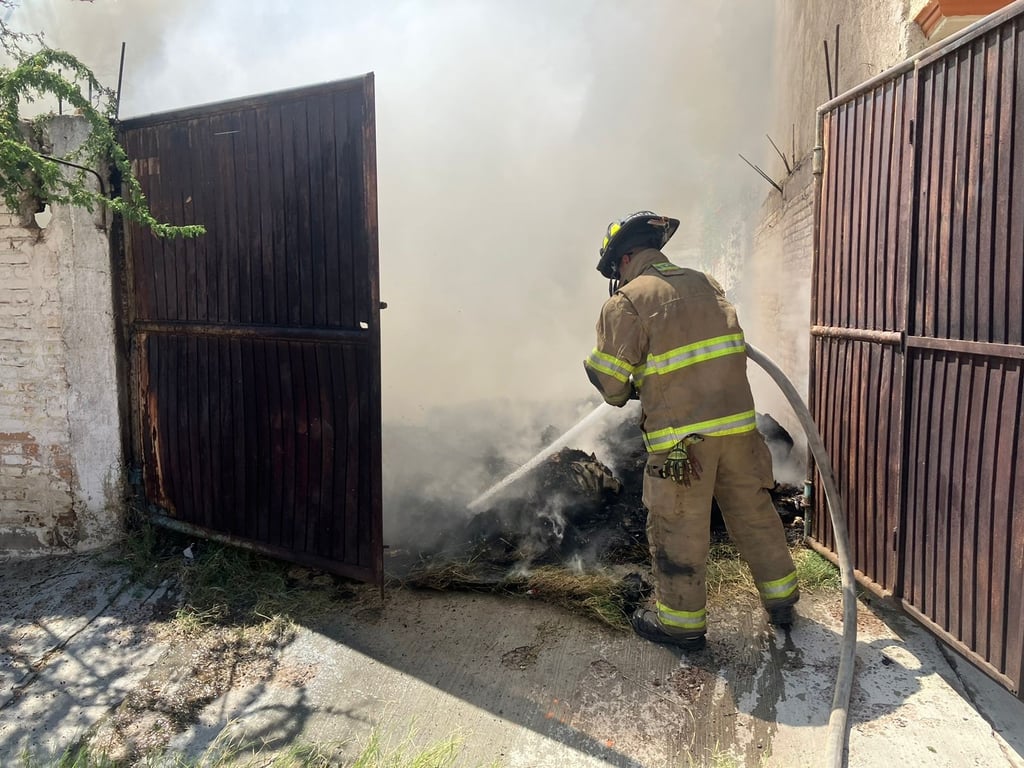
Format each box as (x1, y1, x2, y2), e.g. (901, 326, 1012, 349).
(2, 550, 1022, 767)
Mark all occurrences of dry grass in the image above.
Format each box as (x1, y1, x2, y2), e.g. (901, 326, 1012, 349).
(392, 554, 504, 592)
(118, 521, 361, 631)
(92, 618, 295, 761)
(706, 542, 841, 597)
(92, 523, 374, 765)
(705, 543, 757, 596)
(513, 566, 633, 630)
(396, 541, 840, 633)
(395, 557, 636, 630)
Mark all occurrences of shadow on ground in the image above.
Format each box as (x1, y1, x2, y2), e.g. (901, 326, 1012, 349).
(3, 551, 1021, 768)
(166, 584, 928, 768)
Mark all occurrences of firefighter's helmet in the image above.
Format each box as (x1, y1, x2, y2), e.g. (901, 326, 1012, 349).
(597, 211, 680, 279)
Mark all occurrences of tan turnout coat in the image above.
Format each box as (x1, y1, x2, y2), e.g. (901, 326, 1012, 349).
(584, 248, 757, 453)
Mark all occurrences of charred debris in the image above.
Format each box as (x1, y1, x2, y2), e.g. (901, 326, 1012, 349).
(387, 413, 806, 624)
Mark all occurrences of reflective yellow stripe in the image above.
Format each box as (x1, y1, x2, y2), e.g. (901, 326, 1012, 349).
(759, 571, 799, 601)
(643, 410, 757, 452)
(585, 348, 635, 383)
(639, 333, 746, 377)
(656, 601, 707, 631)
(652, 262, 685, 275)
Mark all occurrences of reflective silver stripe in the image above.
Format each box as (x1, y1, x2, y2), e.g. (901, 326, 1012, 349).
(585, 348, 634, 383)
(759, 571, 799, 600)
(656, 601, 707, 631)
(652, 262, 685, 275)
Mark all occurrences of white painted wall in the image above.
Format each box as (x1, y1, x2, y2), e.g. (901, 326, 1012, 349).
(0, 116, 123, 552)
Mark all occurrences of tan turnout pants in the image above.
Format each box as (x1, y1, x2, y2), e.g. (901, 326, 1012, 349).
(642, 430, 799, 636)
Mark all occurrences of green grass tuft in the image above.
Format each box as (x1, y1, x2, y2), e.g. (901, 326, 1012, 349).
(793, 548, 841, 591)
(18, 745, 118, 768)
(351, 730, 461, 768)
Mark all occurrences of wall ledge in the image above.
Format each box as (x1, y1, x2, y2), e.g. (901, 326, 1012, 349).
(915, 0, 1012, 40)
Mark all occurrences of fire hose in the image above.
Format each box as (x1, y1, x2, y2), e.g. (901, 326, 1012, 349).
(746, 342, 856, 768)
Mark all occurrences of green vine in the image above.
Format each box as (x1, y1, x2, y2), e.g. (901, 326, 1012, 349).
(0, 44, 204, 238)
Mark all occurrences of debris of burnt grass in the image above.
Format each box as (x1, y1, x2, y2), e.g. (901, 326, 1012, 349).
(386, 439, 818, 630)
(391, 561, 649, 631)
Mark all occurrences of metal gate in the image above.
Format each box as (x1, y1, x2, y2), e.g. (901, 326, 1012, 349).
(811, 4, 1024, 695)
(116, 76, 383, 584)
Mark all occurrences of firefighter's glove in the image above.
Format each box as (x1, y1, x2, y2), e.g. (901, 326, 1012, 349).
(664, 435, 704, 486)
(627, 375, 640, 401)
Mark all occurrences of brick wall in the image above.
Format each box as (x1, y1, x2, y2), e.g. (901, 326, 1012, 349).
(0, 116, 123, 552)
(739, 160, 815, 450)
(768, 0, 928, 180)
(740, 1, 932, 455)
(0, 205, 76, 548)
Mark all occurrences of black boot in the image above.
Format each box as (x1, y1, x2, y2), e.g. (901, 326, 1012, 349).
(630, 608, 706, 651)
(768, 604, 795, 628)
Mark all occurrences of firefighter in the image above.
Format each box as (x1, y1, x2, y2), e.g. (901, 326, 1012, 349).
(584, 211, 799, 651)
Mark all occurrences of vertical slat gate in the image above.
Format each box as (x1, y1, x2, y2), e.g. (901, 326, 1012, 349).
(901, 16, 1024, 692)
(810, 72, 915, 597)
(118, 76, 383, 584)
(811, 4, 1024, 696)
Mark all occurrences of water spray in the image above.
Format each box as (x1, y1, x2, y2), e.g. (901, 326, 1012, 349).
(466, 402, 616, 512)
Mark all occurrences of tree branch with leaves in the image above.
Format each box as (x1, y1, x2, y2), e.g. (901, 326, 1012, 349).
(0, 7, 204, 238)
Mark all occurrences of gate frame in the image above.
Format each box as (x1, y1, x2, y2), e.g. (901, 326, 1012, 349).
(112, 75, 383, 587)
(809, 0, 1024, 696)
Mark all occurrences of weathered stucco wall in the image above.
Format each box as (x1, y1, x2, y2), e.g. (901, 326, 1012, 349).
(770, 0, 928, 170)
(0, 116, 123, 552)
(741, 0, 929, 441)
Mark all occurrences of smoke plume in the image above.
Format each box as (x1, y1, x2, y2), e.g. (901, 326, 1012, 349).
(12, 1, 785, 546)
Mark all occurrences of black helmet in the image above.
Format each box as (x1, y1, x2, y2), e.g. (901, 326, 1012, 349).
(596, 211, 680, 279)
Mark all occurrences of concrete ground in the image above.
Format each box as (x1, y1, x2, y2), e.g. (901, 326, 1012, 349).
(1, 550, 1022, 768)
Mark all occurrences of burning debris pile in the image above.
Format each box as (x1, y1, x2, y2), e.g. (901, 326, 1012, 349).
(389, 410, 805, 626)
(445, 446, 644, 569)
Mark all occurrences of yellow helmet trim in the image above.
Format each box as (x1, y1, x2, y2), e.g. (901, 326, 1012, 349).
(602, 221, 622, 252)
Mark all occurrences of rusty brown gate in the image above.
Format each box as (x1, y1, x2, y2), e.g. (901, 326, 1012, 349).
(115, 76, 383, 584)
(811, 4, 1024, 695)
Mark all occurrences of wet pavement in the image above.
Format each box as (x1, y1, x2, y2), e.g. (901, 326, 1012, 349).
(2, 550, 1022, 767)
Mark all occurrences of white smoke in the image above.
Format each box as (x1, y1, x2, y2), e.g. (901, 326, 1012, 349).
(13, 0, 776, 420)
(10, 1, 782, 533)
